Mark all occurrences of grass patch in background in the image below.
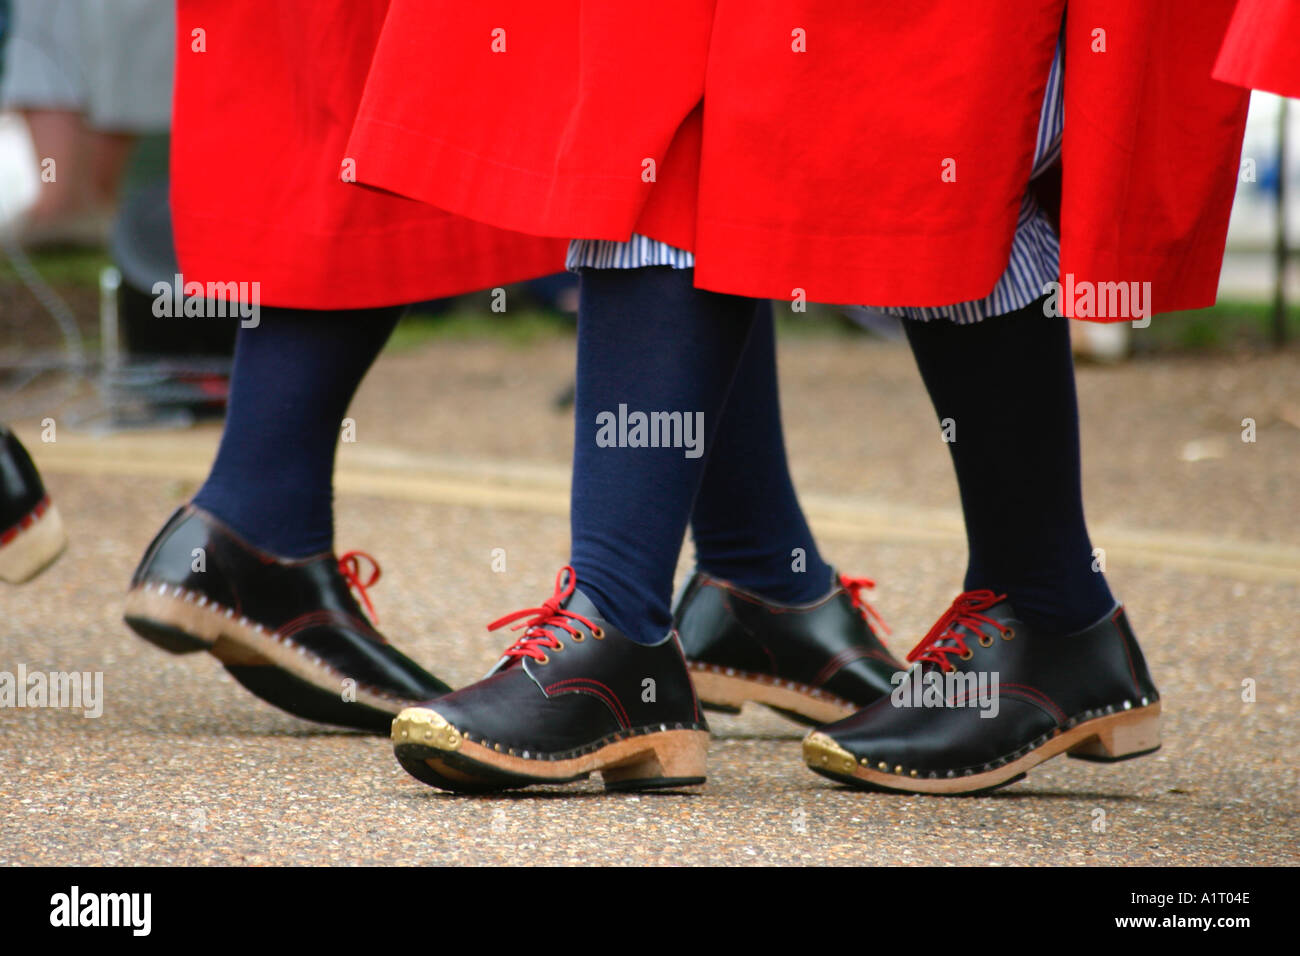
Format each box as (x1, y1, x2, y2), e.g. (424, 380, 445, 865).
(1137, 300, 1300, 352)
(0, 246, 109, 286)
(390, 304, 575, 351)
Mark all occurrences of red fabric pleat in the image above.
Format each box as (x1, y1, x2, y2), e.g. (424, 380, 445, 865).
(171, 0, 566, 311)
(1214, 0, 1300, 99)
(348, 0, 1249, 319)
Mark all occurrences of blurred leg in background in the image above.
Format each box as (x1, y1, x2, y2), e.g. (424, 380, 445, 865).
(0, 0, 173, 243)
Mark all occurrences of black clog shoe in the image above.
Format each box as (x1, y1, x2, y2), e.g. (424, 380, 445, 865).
(392, 567, 709, 793)
(123, 504, 450, 732)
(803, 590, 1161, 795)
(0, 426, 67, 584)
(673, 569, 903, 724)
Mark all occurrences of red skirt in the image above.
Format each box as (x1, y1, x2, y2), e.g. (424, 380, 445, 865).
(170, 0, 566, 311)
(348, 0, 1249, 319)
(1214, 0, 1300, 98)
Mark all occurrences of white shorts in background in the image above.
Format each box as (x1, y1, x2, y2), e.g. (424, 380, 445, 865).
(1, 0, 174, 133)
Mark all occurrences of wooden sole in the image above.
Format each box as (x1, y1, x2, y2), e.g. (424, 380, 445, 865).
(0, 501, 66, 584)
(391, 706, 709, 793)
(803, 700, 1162, 795)
(123, 581, 419, 725)
(688, 662, 856, 726)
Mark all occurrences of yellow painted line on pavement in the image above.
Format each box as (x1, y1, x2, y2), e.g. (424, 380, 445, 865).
(21, 428, 1300, 585)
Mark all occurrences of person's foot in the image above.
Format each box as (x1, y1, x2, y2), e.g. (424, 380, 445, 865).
(392, 567, 709, 793)
(123, 504, 450, 732)
(0, 427, 67, 584)
(803, 591, 1161, 795)
(673, 570, 902, 724)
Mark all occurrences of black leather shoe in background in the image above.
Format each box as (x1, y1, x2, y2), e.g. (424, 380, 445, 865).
(124, 504, 451, 732)
(0, 426, 66, 584)
(393, 566, 709, 793)
(673, 570, 903, 725)
(804, 590, 1161, 794)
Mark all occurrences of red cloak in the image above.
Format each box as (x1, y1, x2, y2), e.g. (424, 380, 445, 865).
(1215, 0, 1300, 98)
(347, 1, 1250, 319)
(170, 0, 566, 311)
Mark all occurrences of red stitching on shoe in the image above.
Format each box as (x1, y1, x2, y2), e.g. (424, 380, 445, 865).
(278, 608, 381, 642)
(710, 585, 779, 672)
(947, 684, 1062, 725)
(130, 582, 412, 705)
(708, 575, 838, 615)
(544, 677, 631, 729)
(812, 645, 899, 686)
(1114, 614, 1143, 697)
(0, 495, 50, 546)
(997, 681, 1067, 723)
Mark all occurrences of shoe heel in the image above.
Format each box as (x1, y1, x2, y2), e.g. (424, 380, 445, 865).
(1068, 702, 1161, 762)
(601, 730, 708, 792)
(0, 501, 67, 584)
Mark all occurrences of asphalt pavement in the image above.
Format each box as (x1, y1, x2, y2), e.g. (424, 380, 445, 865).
(2, 335, 1296, 865)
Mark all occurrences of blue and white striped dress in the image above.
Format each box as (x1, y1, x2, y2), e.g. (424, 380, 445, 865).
(568, 43, 1065, 324)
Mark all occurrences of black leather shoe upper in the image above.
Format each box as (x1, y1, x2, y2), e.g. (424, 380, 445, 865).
(1, 427, 48, 533)
(819, 592, 1160, 778)
(425, 570, 706, 758)
(673, 570, 903, 705)
(130, 504, 450, 700)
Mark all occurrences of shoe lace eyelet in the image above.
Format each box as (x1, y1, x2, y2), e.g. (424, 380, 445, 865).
(592, 626, 604, 640)
(490, 566, 603, 664)
(1001, 627, 1015, 640)
(905, 590, 1008, 671)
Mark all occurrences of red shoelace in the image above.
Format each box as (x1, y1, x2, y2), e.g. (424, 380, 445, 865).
(839, 574, 891, 635)
(338, 550, 382, 623)
(905, 589, 1009, 673)
(487, 565, 600, 663)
